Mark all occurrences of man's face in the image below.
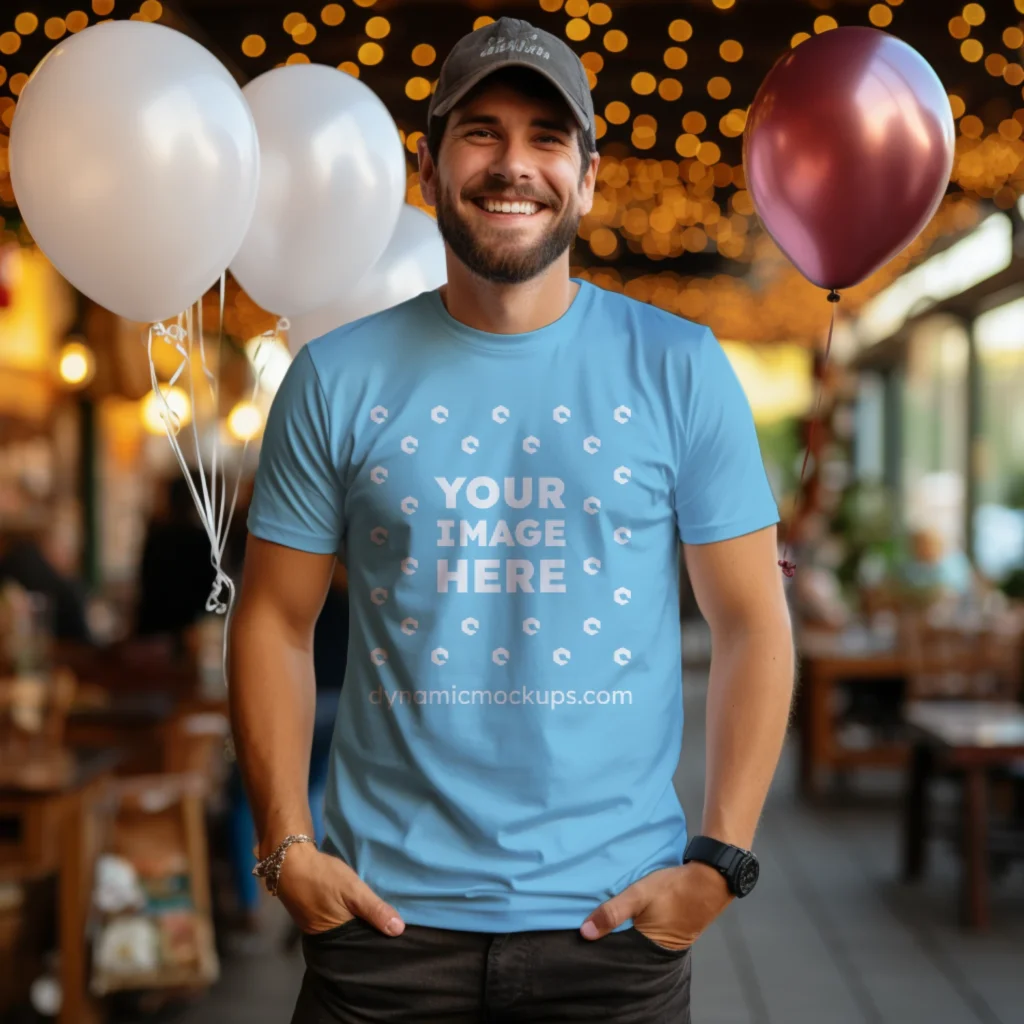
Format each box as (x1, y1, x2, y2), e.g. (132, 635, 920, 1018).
(419, 79, 598, 284)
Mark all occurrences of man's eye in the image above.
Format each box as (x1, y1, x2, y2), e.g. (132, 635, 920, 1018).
(537, 135, 565, 145)
(467, 129, 495, 138)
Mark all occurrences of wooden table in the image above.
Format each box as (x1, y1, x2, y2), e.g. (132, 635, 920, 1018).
(901, 701, 1024, 930)
(797, 628, 911, 798)
(0, 746, 121, 1024)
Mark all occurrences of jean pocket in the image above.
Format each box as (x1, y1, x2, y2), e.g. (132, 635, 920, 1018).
(303, 915, 363, 941)
(629, 926, 692, 958)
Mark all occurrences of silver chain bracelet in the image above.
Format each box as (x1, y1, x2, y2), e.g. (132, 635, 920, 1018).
(252, 834, 316, 897)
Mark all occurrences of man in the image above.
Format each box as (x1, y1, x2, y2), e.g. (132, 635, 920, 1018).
(230, 16, 794, 1023)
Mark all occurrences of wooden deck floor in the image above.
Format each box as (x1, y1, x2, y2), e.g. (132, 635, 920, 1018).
(152, 655, 1024, 1024)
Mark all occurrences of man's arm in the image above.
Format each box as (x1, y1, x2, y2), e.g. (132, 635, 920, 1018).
(229, 536, 334, 857)
(229, 535, 406, 937)
(580, 526, 793, 947)
(685, 525, 794, 851)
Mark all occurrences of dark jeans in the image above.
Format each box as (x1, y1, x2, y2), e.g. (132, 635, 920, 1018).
(292, 916, 692, 1023)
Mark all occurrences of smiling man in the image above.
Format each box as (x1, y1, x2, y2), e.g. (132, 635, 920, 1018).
(230, 15, 795, 1024)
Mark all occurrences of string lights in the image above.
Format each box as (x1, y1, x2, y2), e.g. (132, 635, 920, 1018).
(0, 1, 1018, 344)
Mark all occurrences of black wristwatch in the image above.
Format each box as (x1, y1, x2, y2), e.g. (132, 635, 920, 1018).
(683, 835, 759, 898)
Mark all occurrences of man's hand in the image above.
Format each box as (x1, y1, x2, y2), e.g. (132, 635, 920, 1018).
(275, 843, 406, 937)
(579, 863, 733, 950)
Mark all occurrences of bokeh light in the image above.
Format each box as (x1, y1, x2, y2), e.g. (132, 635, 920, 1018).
(604, 30, 628, 52)
(682, 111, 706, 134)
(567, 19, 590, 41)
(664, 47, 687, 70)
(406, 77, 431, 100)
(322, 4, 345, 27)
(412, 43, 436, 66)
(359, 42, 384, 64)
(669, 19, 692, 42)
(869, 4, 893, 27)
(59, 342, 95, 388)
(242, 35, 266, 58)
(631, 72, 656, 95)
(719, 40, 743, 62)
(605, 100, 630, 124)
(948, 16, 969, 39)
(658, 78, 683, 101)
(707, 76, 732, 100)
(961, 39, 984, 62)
(141, 387, 192, 435)
(227, 401, 264, 443)
(986, 53, 1007, 77)
(962, 3, 985, 27)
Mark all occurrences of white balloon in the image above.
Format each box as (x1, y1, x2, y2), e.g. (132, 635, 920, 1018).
(230, 65, 407, 318)
(9, 21, 260, 324)
(287, 206, 448, 352)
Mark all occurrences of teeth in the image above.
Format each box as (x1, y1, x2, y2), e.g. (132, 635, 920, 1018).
(482, 199, 539, 215)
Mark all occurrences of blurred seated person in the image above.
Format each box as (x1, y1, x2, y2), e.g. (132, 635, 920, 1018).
(899, 526, 974, 605)
(0, 527, 93, 642)
(135, 474, 216, 644)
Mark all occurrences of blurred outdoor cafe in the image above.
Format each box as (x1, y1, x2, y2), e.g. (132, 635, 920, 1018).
(0, 0, 1022, 1022)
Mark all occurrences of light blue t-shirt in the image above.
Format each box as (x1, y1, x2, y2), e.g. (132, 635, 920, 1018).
(248, 280, 779, 932)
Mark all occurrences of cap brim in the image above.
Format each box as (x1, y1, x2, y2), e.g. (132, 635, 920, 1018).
(430, 59, 594, 147)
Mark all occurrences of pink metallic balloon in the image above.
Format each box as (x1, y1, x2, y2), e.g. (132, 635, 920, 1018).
(743, 27, 955, 292)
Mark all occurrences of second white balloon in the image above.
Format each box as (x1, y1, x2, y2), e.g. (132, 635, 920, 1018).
(230, 64, 407, 318)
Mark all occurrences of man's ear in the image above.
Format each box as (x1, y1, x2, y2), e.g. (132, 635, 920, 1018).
(417, 136, 438, 207)
(578, 152, 601, 216)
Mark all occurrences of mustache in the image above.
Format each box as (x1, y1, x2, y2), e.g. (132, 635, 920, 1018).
(461, 178, 561, 210)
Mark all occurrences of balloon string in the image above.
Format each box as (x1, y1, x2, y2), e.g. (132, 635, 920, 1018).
(147, 304, 286, 690)
(778, 288, 840, 579)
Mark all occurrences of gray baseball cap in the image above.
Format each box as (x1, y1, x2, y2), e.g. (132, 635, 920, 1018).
(428, 17, 597, 152)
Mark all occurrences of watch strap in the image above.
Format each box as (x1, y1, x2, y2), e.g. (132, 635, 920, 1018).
(684, 835, 749, 890)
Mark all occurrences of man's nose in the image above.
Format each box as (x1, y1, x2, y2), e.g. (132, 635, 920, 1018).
(488, 136, 535, 184)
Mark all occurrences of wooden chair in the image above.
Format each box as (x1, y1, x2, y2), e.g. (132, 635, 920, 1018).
(903, 615, 1022, 703)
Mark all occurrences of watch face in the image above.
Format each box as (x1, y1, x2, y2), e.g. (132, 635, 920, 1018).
(735, 854, 759, 897)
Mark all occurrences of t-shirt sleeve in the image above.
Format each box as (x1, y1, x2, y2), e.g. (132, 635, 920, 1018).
(247, 345, 344, 555)
(672, 327, 780, 545)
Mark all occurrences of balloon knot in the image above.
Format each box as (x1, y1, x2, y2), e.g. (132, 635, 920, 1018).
(827, 290, 841, 303)
(778, 559, 796, 578)
(206, 569, 234, 615)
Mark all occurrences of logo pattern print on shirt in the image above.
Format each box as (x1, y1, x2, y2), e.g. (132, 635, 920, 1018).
(365, 402, 636, 674)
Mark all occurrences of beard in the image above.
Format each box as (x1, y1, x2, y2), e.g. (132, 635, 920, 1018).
(434, 176, 581, 285)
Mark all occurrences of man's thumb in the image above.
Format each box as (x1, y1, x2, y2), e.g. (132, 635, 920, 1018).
(580, 884, 646, 941)
(345, 877, 405, 936)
